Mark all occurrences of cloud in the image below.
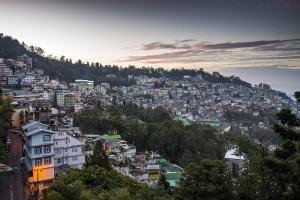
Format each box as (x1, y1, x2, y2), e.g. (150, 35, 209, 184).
(140, 39, 195, 50)
(139, 39, 300, 51)
(119, 39, 300, 68)
(126, 49, 204, 61)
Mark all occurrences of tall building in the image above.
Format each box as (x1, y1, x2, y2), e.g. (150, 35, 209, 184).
(21, 121, 86, 196)
(21, 121, 55, 195)
(54, 129, 86, 174)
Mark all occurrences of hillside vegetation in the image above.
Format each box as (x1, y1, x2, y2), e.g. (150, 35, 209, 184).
(0, 33, 252, 87)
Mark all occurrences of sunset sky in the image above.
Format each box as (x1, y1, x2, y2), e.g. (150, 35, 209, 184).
(0, 0, 300, 95)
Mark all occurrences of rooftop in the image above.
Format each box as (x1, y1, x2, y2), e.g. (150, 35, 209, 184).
(102, 134, 122, 140)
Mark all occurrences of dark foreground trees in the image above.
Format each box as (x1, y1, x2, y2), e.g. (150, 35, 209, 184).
(44, 166, 172, 200)
(236, 91, 300, 199)
(178, 160, 234, 200)
(0, 87, 14, 163)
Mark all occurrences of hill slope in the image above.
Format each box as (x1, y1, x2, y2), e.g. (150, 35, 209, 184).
(0, 33, 258, 88)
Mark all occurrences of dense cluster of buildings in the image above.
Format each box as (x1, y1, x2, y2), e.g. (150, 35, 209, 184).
(1, 55, 298, 128)
(1, 55, 299, 197)
(19, 119, 183, 197)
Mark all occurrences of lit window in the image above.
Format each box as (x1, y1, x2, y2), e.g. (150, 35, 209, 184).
(35, 159, 42, 166)
(44, 157, 51, 165)
(44, 146, 51, 153)
(35, 147, 42, 154)
(43, 135, 51, 142)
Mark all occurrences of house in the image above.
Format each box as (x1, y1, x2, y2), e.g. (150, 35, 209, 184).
(225, 149, 245, 177)
(21, 121, 86, 195)
(164, 172, 182, 188)
(54, 130, 86, 175)
(21, 121, 55, 195)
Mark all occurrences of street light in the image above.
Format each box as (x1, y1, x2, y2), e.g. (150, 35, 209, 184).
(35, 169, 42, 200)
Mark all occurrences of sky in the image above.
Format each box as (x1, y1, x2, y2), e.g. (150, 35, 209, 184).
(0, 0, 300, 95)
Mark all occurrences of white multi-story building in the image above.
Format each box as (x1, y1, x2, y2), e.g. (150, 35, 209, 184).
(22, 75, 36, 83)
(21, 121, 55, 193)
(54, 130, 86, 174)
(43, 91, 51, 100)
(57, 92, 65, 107)
(21, 121, 86, 194)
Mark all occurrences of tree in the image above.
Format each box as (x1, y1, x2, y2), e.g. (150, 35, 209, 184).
(74, 108, 102, 135)
(35, 46, 45, 56)
(261, 91, 300, 199)
(88, 140, 111, 170)
(0, 87, 14, 162)
(179, 160, 234, 200)
(236, 91, 300, 199)
(45, 190, 65, 200)
(60, 55, 65, 62)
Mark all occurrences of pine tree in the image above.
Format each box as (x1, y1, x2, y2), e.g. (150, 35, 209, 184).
(262, 91, 300, 199)
(88, 140, 111, 170)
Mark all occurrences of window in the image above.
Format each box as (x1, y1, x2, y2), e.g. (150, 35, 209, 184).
(43, 135, 51, 142)
(44, 146, 51, 153)
(72, 156, 78, 161)
(44, 157, 51, 165)
(65, 149, 67, 152)
(35, 147, 42, 154)
(58, 132, 64, 136)
(57, 150, 61, 154)
(35, 159, 42, 166)
(57, 158, 61, 164)
(72, 148, 77, 152)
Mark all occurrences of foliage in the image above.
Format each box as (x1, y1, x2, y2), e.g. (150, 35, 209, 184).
(75, 104, 223, 167)
(235, 91, 300, 199)
(44, 166, 172, 200)
(0, 33, 255, 89)
(88, 140, 111, 170)
(178, 160, 234, 200)
(262, 98, 300, 199)
(0, 87, 14, 162)
(73, 108, 103, 135)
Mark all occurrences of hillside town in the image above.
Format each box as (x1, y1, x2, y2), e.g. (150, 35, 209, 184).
(0, 55, 299, 198)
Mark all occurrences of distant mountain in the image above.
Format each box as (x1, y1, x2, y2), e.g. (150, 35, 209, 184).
(0, 33, 266, 89)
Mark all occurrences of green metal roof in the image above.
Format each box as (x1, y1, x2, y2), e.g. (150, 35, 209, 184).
(165, 172, 182, 180)
(158, 158, 167, 164)
(102, 135, 121, 140)
(165, 163, 183, 173)
(167, 180, 176, 187)
(72, 127, 80, 131)
(197, 120, 221, 127)
(174, 117, 191, 126)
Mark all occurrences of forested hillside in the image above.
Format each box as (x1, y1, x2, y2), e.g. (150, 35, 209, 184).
(0, 33, 252, 87)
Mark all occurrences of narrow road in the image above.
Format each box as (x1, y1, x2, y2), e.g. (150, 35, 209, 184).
(0, 132, 24, 200)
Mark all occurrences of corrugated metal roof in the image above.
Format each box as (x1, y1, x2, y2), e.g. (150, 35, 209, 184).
(102, 135, 121, 140)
